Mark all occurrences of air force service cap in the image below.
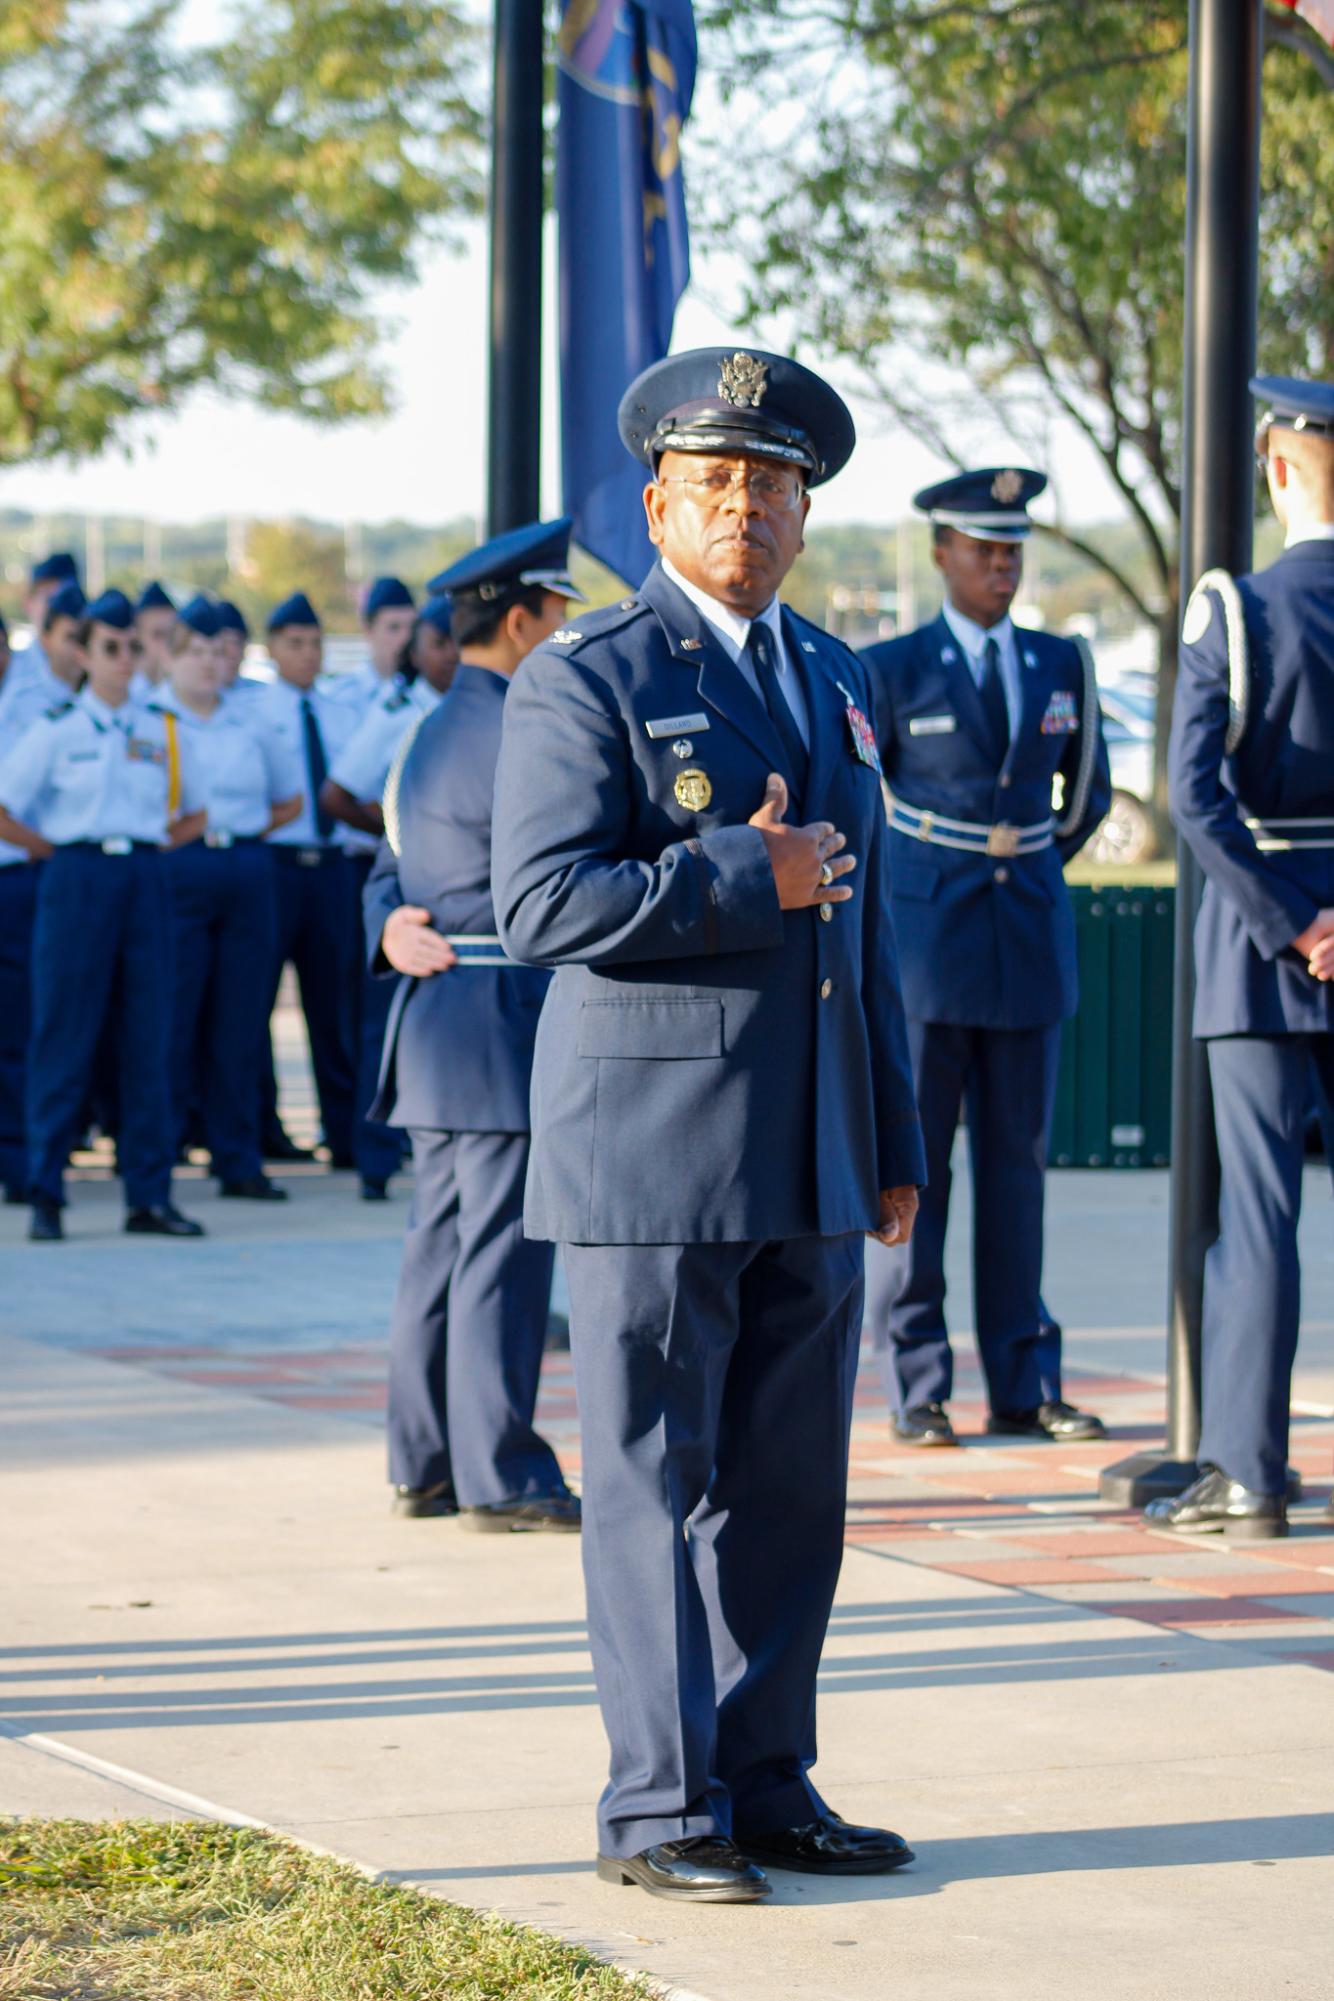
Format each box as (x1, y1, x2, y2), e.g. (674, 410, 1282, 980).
(1251, 374, 1334, 439)
(215, 600, 249, 637)
(31, 551, 80, 588)
(914, 466, 1047, 542)
(619, 346, 856, 487)
(364, 575, 415, 619)
(44, 580, 88, 624)
(266, 591, 321, 633)
(85, 589, 135, 630)
(418, 593, 453, 635)
(428, 519, 585, 606)
(135, 580, 176, 614)
(179, 593, 221, 637)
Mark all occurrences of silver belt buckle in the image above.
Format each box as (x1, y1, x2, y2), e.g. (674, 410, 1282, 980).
(297, 846, 322, 868)
(101, 837, 132, 857)
(986, 823, 1021, 858)
(206, 831, 234, 850)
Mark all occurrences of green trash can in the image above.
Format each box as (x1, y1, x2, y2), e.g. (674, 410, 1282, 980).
(1049, 885, 1174, 1168)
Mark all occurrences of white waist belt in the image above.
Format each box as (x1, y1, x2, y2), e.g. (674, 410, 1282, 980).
(444, 933, 517, 967)
(1245, 815, 1334, 852)
(889, 799, 1055, 858)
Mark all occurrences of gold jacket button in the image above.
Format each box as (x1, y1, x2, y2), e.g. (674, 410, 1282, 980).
(819, 902, 833, 922)
(819, 977, 833, 999)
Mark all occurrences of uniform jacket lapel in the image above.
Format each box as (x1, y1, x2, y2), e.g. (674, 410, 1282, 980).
(639, 561, 791, 781)
(781, 606, 841, 813)
(930, 612, 997, 761)
(1008, 629, 1050, 770)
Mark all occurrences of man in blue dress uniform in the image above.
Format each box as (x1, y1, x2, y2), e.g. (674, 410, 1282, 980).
(1149, 375, 1334, 1540)
(493, 348, 926, 1903)
(860, 470, 1111, 1449)
(363, 523, 583, 1529)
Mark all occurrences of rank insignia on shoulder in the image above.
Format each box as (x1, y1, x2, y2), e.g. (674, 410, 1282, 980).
(44, 700, 74, 720)
(550, 629, 582, 645)
(674, 766, 713, 811)
(1040, 690, 1079, 735)
(679, 637, 704, 652)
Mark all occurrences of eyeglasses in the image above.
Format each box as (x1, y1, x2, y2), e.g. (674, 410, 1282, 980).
(658, 466, 805, 512)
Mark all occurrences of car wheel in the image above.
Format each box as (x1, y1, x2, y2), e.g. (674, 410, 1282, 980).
(1088, 790, 1157, 867)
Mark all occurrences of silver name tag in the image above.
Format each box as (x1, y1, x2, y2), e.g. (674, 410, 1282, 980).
(909, 715, 957, 736)
(645, 712, 710, 739)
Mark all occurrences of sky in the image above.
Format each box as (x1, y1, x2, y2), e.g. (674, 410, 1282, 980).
(0, 6, 1112, 538)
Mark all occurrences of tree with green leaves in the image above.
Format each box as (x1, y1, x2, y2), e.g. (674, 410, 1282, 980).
(0, 0, 482, 466)
(696, 0, 1334, 822)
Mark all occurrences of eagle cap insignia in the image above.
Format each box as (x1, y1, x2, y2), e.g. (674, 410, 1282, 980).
(991, 468, 1024, 504)
(718, 352, 769, 409)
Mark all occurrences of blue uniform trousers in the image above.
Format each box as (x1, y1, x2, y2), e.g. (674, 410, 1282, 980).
(261, 849, 355, 1158)
(27, 846, 174, 1209)
(0, 861, 40, 1195)
(386, 1127, 561, 1504)
(345, 851, 403, 1187)
(866, 1019, 1057, 1416)
(1200, 1033, 1334, 1495)
(563, 1233, 864, 1860)
(165, 842, 277, 1183)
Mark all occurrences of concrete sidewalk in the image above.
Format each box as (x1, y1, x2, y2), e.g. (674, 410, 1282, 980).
(2, 1168, 1333, 2001)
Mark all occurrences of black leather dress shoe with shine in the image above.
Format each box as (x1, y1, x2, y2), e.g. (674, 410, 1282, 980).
(987, 1400, 1105, 1441)
(892, 1402, 958, 1447)
(392, 1481, 459, 1518)
(29, 1201, 63, 1242)
(219, 1175, 288, 1201)
(737, 1812, 915, 1876)
(360, 1178, 389, 1202)
(262, 1130, 316, 1164)
(460, 1492, 581, 1533)
(1145, 1465, 1287, 1539)
(597, 1836, 771, 1902)
(124, 1204, 205, 1238)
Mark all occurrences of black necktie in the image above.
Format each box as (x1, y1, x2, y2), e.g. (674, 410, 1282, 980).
(301, 695, 334, 841)
(978, 635, 1010, 764)
(746, 623, 808, 795)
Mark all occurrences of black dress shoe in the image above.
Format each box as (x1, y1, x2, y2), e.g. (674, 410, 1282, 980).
(987, 1400, 1106, 1442)
(29, 1201, 64, 1242)
(737, 1812, 914, 1876)
(892, 1401, 958, 1447)
(262, 1130, 316, 1164)
(459, 1491, 582, 1533)
(5, 1184, 28, 1206)
(360, 1178, 389, 1202)
(124, 1203, 205, 1238)
(1145, 1465, 1287, 1539)
(219, 1174, 288, 1201)
(392, 1481, 459, 1518)
(597, 1836, 770, 1903)
(326, 1149, 356, 1171)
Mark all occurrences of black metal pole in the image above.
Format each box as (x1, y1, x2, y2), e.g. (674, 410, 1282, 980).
(1100, 0, 1262, 1508)
(486, 0, 544, 535)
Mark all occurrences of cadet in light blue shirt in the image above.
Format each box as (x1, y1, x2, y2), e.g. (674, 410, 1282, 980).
(3, 553, 81, 699)
(329, 575, 417, 718)
(0, 589, 207, 1241)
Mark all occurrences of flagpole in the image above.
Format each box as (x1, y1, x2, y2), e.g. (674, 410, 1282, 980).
(1100, 0, 1263, 1506)
(486, 0, 544, 536)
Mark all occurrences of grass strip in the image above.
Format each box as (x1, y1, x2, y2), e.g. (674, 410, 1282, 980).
(0, 1817, 655, 2001)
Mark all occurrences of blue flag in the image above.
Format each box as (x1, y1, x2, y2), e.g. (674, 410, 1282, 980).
(557, 0, 696, 588)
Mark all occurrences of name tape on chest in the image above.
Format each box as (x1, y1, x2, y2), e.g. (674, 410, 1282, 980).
(908, 714, 957, 736)
(645, 712, 710, 740)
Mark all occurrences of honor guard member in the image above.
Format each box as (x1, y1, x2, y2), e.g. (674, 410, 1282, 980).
(493, 349, 926, 1902)
(132, 581, 177, 692)
(323, 596, 458, 1200)
(251, 592, 361, 1166)
(1149, 375, 1334, 1539)
(334, 574, 418, 715)
(860, 469, 1111, 1449)
(364, 528, 583, 1526)
(4, 553, 81, 697)
(154, 598, 301, 1201)
(0, 589, 207, 1241)
(0, 584, 91, 1202)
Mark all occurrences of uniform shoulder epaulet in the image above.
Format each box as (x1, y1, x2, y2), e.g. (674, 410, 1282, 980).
(1052, 630, 1100, 840)
(541, 596, 649, 657)
(43, 699, 74, 721)
(1182, 567, 1248, 754)
(383, 684, 413, 713)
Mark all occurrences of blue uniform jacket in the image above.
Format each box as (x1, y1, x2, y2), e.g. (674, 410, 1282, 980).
(491, 560, 926, 1247)
(1169, 539, 1334, 1038)
(862, 615, 1110, 1029)
(363, 665, 550, 1133)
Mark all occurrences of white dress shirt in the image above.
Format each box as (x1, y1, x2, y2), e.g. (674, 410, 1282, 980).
(0, 688, 202, 845)
(662, 557, 810, 749)
(1285, 523, 1334, 547)
(941, 600, 1024, 737)
(328, 674, 442, 803)
(148, 688, 288, 838)
(247, 676, 360, 847)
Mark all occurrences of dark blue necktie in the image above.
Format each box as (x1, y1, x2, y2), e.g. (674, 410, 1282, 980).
(978, 635, 1010, 764)
(301, 695, 334, 841)
(747, 623, 808, 795)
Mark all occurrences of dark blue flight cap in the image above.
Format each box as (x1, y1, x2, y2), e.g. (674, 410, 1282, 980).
(43, 580, 88, 624)
(428, 519, 585, 604)
(31, 551, 80, 588)
(85, 589, 135, 631)
(1251, 374, 1334, 439)
(214, 600, 249, 637)
(418, 593, 453, 635)
(619, 346, 856, 487)
(135, 580, 176, 614)
(179, 593, 221, 638)
(266, 591, 321, 633)
(364, 575, 416, 619)
(913, 466, 1047, 542)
